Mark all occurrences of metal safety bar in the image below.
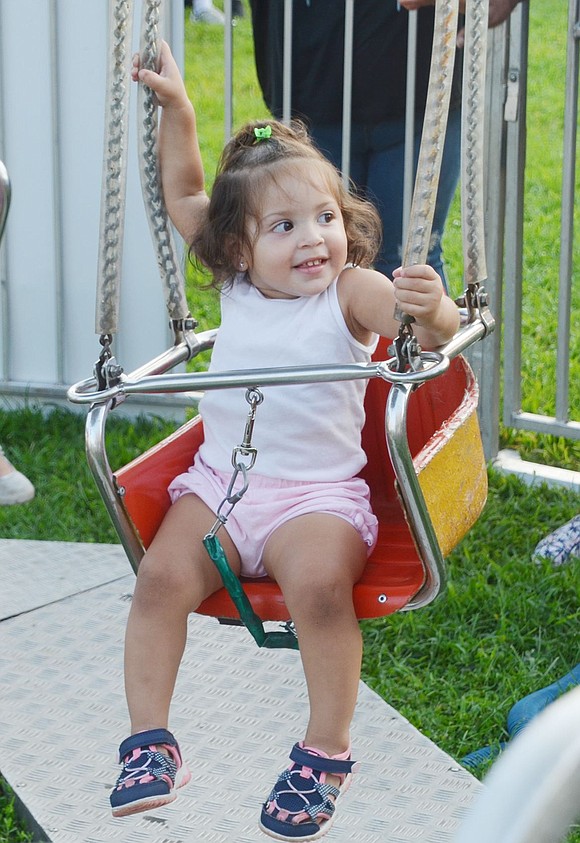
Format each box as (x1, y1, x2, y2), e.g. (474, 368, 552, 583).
(68, 311, 492, 408)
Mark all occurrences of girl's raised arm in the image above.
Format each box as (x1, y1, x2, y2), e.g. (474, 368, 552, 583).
(133, 41, 209, 244)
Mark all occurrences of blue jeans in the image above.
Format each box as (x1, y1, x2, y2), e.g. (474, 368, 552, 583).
(309, 108, 461, 287)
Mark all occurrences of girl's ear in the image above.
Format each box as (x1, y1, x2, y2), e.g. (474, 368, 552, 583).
(225, 234, 248, 272)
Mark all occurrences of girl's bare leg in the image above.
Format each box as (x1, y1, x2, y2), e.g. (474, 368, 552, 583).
(123, 494, 241, 733)
(262, 513, 367, 757)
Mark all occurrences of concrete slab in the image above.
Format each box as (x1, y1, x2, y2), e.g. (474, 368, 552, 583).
(0, 542, 481, 842)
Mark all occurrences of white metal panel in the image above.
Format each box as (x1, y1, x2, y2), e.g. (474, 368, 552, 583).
(0, 0, 58, 382)
(0, 0, 185, 396)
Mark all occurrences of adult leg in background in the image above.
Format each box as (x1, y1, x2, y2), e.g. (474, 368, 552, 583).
(309, 109, 461, 287)
(366, 107, 461, 285)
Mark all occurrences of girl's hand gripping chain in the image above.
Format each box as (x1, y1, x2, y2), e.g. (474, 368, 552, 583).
(131, 40, 189, 109)
(132, 40, 209, 244)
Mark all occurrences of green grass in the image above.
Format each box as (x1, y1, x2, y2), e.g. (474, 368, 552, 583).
(0, 784, 32, 843)
(1, 0, 579, 839)
(0, 406, 579, 840)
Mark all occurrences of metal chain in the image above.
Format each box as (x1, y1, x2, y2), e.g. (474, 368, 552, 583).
(395, 0, 459, 338)
(461, 0, 489, 287)
(95, 0, 134, 337)
(138, 0, 191, 325)
(401, 0, 459, 274)
(201, 386, 298, 649)
(389, 323, 423, 374)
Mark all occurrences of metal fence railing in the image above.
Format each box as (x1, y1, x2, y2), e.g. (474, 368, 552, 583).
(2, 1, 577, 484)
(220, 0, 578, 485)
(501, 0, 579, 443)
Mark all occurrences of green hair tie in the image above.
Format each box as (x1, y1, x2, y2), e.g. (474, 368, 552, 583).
(254, 125, 272, 141)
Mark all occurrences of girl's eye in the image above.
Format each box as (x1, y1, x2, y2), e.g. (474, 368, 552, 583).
(318, 211, 335, 224)
(272, 220, 293, 234)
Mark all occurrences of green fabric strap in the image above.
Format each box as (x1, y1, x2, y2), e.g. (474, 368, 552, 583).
(203, 533, 299, 650)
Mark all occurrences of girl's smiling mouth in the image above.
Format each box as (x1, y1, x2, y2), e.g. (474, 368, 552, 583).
(295, 258, 328, 270)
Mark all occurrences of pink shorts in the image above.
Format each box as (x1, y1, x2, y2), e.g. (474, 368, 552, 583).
(168, 454, 379, 578)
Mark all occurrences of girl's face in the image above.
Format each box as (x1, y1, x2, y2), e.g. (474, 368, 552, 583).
(242, 167, 348, 299)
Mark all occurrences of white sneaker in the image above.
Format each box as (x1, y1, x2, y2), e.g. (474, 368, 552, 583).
(190, 6, 225, 24)
(0, 470, 35, 505)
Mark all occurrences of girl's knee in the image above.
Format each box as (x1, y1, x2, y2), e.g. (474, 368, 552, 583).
(288, 573, 354, 622)
(133, 549, 203, 613)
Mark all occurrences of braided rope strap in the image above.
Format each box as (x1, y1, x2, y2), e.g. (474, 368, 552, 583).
(395, 0, 460, 324)
(461, 0, 490, 286)
(137, 0, 191, 331)
(95, 0, 134, 337)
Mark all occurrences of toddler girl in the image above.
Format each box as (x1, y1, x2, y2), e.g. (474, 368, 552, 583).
(110, 41, 459, 841)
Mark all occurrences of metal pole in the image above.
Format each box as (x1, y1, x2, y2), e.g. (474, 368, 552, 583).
(341, 0, 354, 185)
(224, 0, 233, 141)
(49, 0, 65, 384)
(282, 0, 292, 125)
(555, 0, 579, 423)
(502, 3, 528, 429)
(402, 10, 418, 247)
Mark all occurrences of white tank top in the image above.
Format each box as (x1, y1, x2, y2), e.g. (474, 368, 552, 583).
(198, 274, 379, 481)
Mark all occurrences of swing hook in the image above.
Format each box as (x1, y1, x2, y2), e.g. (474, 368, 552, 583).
(170, 315, 199, 345)
(388, 321, 423, 374)
(94, 334, 124, 393)
(455, 281, 495, 336)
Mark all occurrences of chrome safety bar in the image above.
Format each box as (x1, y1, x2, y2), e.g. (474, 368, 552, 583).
(68, 316, 491, 407)
(386, 380, 446, 610)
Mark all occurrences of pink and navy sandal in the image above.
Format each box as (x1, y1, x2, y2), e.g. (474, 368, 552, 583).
(110, 728, 191, 817)
(259, 742, 359, 841)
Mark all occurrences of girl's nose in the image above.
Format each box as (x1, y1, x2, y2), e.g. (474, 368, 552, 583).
(299, 223, 324, 247)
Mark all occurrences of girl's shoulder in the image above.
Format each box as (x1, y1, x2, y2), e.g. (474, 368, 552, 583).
(337, 264, 393, 299)
(337, 265, 397, 344)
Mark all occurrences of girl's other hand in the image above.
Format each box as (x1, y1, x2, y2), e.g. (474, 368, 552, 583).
(391, 264, 444, 323)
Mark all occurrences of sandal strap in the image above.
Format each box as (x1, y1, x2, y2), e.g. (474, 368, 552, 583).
(116, 747, 177, 787)
(289, 743, 359, 776)
(118, 728, 178, 763)
(276, 768, 340, 816)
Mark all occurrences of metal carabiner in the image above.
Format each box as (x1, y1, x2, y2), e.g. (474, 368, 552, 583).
(230, 387, 264, 472)
(207, 462, 250, 540)
(241, 388, 263, 447)
(389, 322, 423, 373)
(207, 388, 264, 539)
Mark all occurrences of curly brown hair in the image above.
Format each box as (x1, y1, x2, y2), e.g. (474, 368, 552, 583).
(191, 120, 382, 287)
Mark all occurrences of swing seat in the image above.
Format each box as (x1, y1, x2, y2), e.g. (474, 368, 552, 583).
(114, 338, 487, 621)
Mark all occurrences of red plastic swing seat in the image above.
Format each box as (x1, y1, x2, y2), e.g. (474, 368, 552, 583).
(115, 338, 487, 621)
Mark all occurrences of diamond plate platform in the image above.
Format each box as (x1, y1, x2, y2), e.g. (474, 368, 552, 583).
(0, 540, 481, 842)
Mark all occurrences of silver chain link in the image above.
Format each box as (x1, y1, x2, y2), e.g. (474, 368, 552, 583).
(461, 0, 489, 286)
(137, 0, 190, 323)
(96, 0, 133, 336)
(394, 0, 459, 331)
(96, 0, 191, 341)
